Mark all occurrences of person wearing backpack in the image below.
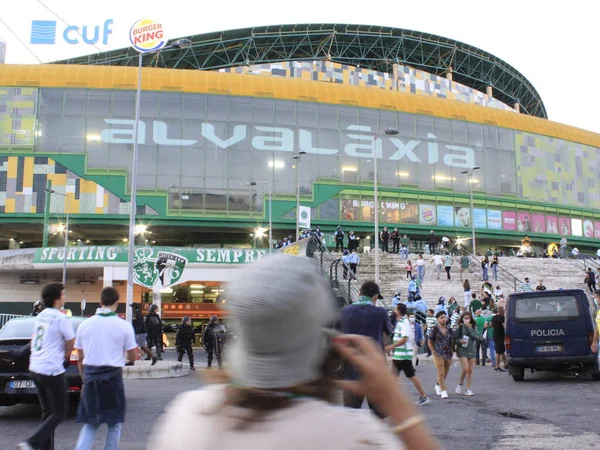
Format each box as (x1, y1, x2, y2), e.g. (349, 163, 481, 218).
(453, 312, 483, 397)
(144, 304, 164, 360)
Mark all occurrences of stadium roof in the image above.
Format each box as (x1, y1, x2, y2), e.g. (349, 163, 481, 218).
(54, 23, 547, 119)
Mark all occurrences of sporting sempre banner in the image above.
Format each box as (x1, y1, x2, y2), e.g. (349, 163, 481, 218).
(419, 204, 436, 225)
(33, 246, 269, 267)
(437, 205, 454, 226)
(473, 208, 487, 229)
(487, 210, 501, 230)
(502, 211, 517, 231)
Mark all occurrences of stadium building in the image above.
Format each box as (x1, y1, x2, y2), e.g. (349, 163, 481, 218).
(0, 24, 599, 314)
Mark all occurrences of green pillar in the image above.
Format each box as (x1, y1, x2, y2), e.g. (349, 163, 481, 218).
(42, 179, 52, 247)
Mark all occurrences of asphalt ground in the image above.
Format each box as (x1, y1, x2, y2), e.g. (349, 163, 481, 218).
(1, 348, 599, 449)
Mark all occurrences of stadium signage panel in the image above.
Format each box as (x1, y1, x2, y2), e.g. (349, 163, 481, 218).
(99, 120, 476, 168)
(33, 246, 268, 265)
(129, 19, 167, 53)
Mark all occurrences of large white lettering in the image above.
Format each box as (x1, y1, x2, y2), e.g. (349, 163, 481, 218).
(427, 133, 439, 164)
(217, 249, 231, 263)
(444, 145, 475, 168)
(298, 130, 338, 155)
(100, 119, 145, 144)
(344, 125, 381, 159)
(153, 121, 197, 146)
(201, 123, 246, 148)
(388, 137, 421, 162)
(252, 126, 294, 151)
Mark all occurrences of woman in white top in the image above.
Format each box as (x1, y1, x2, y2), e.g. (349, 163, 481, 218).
(149, 255, 440, 450)
(416, 254, 426, 282)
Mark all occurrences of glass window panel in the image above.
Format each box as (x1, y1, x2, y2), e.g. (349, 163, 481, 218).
(228, 194, 252, 212)
(59, 115, 85, 151)
(275, 100, 296, 126)
(467, 122, 482, 146)
(39, 88, 64, 115)
(433, 118, 451, 142)
(451, 121, 468, 144)
(111, 91, 136, 117)
(318, 104, 338, 129)
(500, 150, 516, 194)
(207, 96, 229, 121)
(230, 97, 251, 123)
(181, 149, 204, 177)
(87, 90, 111, 116)
(379, 110, 398, 133)
(482, 148, 500, 195)
(138, 174, 157, 189)
(157, 148, 181, 176)
(159, 92, 183, 119)
(139, 92, 159, 119)
(183, 94, 206, 119)
(85, 142, 111, 168)
(498, 128, 514, 151)
(298, 102, 317, 128)
(482, 125, 499, 149)
(358, 108, 378, 131)
(180, 176, 204, 189)
(339, 106, 358, 130)
(319, 198, 339, 220)
(137, 145, 158, 175)
(397, 113, 416, 138)
(252, 98, 274, 124)
(204, 191, 228, 210)
(64, 90, 87, 116)
(37, 115, 61, 150)
(416, 116, 433, 139)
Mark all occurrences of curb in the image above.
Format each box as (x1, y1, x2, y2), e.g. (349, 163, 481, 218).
(123, 361, 190, 379)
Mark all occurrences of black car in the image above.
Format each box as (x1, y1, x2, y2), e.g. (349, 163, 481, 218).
(0, 316, 85, 407)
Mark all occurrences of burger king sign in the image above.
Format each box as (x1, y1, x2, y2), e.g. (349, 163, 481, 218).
(129, 19, 168, 53)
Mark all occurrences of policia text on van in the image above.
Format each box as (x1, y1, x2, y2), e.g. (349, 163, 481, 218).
(504, 289, 600, 382)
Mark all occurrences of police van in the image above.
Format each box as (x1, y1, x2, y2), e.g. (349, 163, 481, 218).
(506, 289, 599, 381)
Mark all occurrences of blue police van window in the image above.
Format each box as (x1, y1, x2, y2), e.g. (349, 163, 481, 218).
(515, 296, 580, 322)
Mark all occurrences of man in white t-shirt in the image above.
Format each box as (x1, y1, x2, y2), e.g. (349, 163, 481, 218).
(430, 254, 443, 280)
(19, 282, 75, 450)
(74, 287, 138, 450)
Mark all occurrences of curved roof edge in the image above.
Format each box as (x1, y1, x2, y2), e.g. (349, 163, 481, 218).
(1, 64, 584, 147)
(51, 23, 547, 119)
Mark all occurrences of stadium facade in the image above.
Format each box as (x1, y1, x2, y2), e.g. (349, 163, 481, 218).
(1, 23, 599, 253)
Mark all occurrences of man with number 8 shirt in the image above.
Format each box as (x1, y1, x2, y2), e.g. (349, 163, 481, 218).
(18, 282, 75, 450)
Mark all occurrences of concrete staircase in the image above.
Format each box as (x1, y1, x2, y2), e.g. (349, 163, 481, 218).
(346, 252, 593, 310)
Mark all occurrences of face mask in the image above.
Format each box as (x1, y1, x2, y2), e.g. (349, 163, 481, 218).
(409, 317, 416, 323)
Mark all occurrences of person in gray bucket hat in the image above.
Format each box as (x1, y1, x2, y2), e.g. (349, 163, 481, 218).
(150, 254, 440, 450)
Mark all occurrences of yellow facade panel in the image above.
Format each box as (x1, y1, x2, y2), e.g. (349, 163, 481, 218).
(2, 64, 600, 148)
(7, 157, 17, 178)
(31, 205, 36, 213)
(47, 174, 66, 186)
(22, 157, 34, 188)
(5, 199, 15, 213)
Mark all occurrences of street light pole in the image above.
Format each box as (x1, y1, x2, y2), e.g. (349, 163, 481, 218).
(373, 128, 399, 284)
(247, 181, 272, 254)
(45, 189, 70, 285)
(125, 38, 192, 323)
(293, 151, 307, 241)
(461, 166, 480, 255)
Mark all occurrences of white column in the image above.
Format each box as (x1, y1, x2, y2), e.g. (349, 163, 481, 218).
(103, 266, 114, 288)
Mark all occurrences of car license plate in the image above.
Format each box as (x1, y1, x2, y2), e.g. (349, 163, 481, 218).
(9, 380, 35, 389)
(536, 345, 564, 353)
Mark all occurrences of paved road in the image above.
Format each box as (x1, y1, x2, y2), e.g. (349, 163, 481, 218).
(1, 350, 598, 449)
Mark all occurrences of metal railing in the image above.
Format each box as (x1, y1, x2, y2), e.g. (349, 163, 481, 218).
(0, 313, 25, 329)
(564, 246, 600, 272)
(468, 255, 523, 293)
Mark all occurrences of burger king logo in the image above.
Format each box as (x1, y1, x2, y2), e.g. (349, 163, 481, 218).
(421, 207, 434, 222)
(129, 19, 168, 53)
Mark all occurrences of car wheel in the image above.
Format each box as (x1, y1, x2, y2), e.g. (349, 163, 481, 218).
(510, 366, 525, 382)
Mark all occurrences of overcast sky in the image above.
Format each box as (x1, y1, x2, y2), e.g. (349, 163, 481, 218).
(2, 0, 598, 133)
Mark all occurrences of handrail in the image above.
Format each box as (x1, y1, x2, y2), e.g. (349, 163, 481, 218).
(468, 254, 523, 294)
(564, 246, 600, 271)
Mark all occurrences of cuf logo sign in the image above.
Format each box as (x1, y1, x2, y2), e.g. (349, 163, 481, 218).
(30, 19, 113, 45)
(129, 19, 167, 53)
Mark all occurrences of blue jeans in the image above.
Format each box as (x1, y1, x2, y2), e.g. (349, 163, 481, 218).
(491, 264, 498, 281)
(487, 338, 496, 364)
(417, 265, 425, 281)
(482, 266, 488, 281)
(76, 423, 122, 450)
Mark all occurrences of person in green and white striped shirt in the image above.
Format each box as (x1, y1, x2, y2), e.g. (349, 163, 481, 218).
(385, 303, 430, 406)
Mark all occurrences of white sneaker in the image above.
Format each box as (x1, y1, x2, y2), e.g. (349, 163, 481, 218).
(465, 389, 474, 396)
(441, 390, 449, 399)
(455, 384, 463, 394)
(434, 384, 442, 396)
(17, 443, 34, 450)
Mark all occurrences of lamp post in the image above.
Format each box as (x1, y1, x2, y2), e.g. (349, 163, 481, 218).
(293, 151, 307, 241)
(247, 181, 272, 254)
(373, 128, 399, 284)
(461, 166, 480, 255)
(45, 189, 70, 285)
(125, 38, 192, 322)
